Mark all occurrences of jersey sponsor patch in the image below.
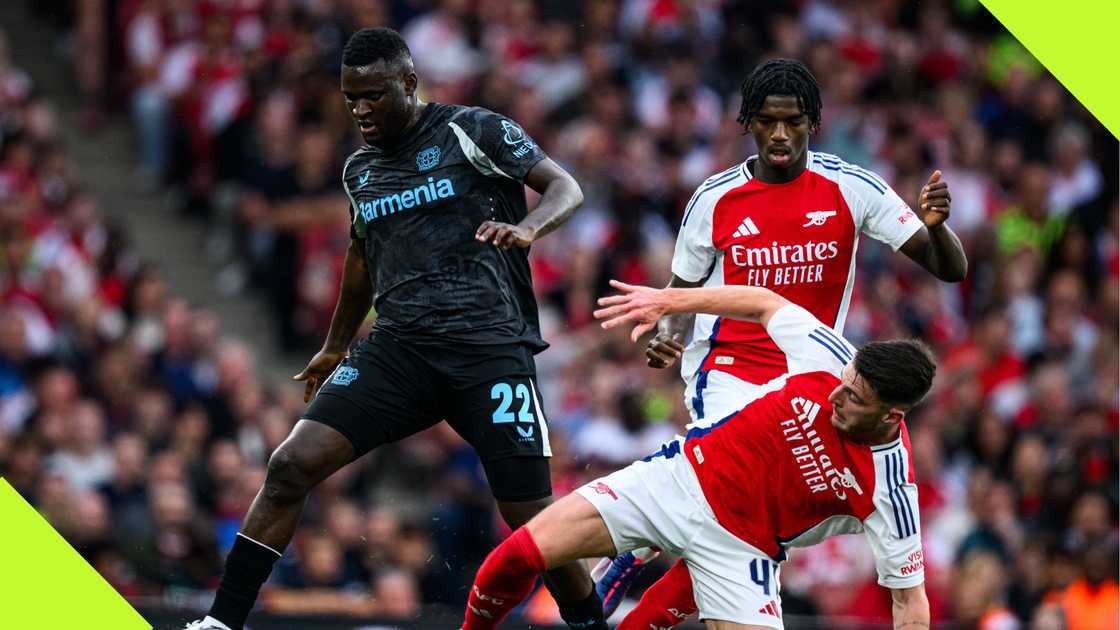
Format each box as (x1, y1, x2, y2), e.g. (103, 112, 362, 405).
(331, 366, 359, 385)
(416, 145, 441, 171)
(354, 176, 456, 223)
(901, 550, 924, 576)
(500, 120, 535, 158)
(780, 396, 860, 500)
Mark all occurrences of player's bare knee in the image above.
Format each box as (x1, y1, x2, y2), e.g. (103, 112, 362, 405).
(263, 445, 317, 502)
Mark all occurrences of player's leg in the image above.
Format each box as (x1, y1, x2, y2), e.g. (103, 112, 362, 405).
(201, 419, 354, 630)
(443, 345, 613, 629)
(496, 491, 608, 630)
(200, 335, 440, 630)
(615, 558, 697, 630)
(463, 493, 616, 630)
(241, 420, 355, 549)
(466, 449, 703, 630)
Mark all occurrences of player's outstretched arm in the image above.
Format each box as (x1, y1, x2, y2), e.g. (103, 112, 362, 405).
(890, 584, 930, 630)
(475, 157, 583, 249)
(595, 280, 789, 342)
(293, 237, 374, 402)
(899, 170, 968, 282)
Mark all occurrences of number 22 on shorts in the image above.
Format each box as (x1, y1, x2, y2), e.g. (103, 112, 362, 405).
(491, 381, 535, 439)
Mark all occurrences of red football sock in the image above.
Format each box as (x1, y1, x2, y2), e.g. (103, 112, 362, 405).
(463, 526, 547, 630)
(616, 558, 698, 630)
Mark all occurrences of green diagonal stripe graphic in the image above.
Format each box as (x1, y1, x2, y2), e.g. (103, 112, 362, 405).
(981, 0, 1120, 138)
(0, 479, 151, 629)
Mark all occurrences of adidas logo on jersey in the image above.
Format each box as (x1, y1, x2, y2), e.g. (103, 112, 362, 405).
(732, 217, 760, 238)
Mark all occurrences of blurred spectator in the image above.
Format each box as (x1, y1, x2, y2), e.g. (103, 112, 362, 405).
(43, 399, 113, 490)
(996, 163, 1066, 257)
(1049, 121, 1103, 212)
(1049, 542, 1119, 630)
(953, 550, 1021, 630)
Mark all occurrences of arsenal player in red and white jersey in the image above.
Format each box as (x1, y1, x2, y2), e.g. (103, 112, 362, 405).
(593, 58, 966, 625)
(461, 281, 935, 630)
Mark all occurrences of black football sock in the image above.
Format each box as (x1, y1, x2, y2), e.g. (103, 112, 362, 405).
(557, 587, 609, 630)
(208, 533, 283, 630)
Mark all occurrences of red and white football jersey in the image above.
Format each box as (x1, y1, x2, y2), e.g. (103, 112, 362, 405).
(673, 152, 923, 385)
(676, 304, 925, 589)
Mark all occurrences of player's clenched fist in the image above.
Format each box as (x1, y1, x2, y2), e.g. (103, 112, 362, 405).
(292, 348, 348, 402)
(595, 280, 682, 344)
(476, 220, 535, 249)
(917, 170, 952, 228)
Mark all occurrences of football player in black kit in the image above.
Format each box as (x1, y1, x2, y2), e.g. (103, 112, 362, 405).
(185, 27, 607, 630)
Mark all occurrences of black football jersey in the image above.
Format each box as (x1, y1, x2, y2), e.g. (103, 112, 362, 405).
(341, 103, 549, 351)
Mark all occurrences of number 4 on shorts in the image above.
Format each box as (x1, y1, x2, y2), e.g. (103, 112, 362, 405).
(491, 382, 535, 438)
(749, 558, 777, 596)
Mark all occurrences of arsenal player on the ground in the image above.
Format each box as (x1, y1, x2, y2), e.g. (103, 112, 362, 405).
(593, 58, 966, 624)
(462, 280, 935, 630)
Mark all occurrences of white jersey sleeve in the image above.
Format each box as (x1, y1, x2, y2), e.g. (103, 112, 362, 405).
(671, 165, 746, 282)
(813, 153, 923, 252)
(863, 441, 925, 589)
(765, 304, 855, 378)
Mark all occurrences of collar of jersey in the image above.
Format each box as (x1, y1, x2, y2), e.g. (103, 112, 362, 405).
(745, 154, 812, 188)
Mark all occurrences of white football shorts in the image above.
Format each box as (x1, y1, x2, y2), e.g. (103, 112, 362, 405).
(683, 369, 787, 428)
(576, 448, 786, 629)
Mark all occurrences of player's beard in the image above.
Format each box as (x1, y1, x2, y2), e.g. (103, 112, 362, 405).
(834, 412, 894, 445)
(372, 98, 421, 148)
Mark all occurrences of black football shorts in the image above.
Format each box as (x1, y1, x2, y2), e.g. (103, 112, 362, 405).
(303, 331, 552, 501)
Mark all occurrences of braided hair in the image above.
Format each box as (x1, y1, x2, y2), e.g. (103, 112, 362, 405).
(737, 58, 822, 132)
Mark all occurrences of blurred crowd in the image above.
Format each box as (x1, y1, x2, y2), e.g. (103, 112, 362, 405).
(0, 0, 1117, 628)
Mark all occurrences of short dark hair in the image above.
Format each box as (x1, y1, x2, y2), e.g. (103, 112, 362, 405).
(342, 27, 411, 68)
(853, 340, 936, 408)
(737, 58, 822, 132)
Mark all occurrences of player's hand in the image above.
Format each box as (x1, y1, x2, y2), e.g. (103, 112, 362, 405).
(476, 221, 535, 249)
(292, 348, 348, 403)
(917, 170, 951, 228)
(645, 330, 685, 369)
(594, 279, 674, 343)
